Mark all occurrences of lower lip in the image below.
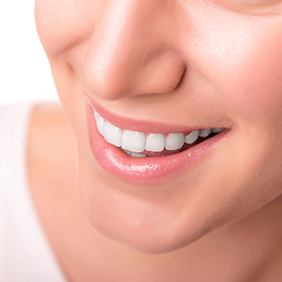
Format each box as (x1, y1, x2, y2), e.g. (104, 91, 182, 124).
(86, 102, 230, 186)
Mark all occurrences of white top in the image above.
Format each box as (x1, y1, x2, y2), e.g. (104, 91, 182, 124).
(0, 102, 66, 282)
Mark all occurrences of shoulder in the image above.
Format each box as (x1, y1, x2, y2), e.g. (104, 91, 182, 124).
(27, 102, 77, 191)
(24, 103, 77, 281)
(28, 102, 76, 171)
(29, 101, 73, 148)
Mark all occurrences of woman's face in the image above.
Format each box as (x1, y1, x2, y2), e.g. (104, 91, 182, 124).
(35, 0, 282, 253)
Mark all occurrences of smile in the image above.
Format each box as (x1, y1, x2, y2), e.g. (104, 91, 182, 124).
(93, 109, 223, 158)
(85, 96, 232, 186)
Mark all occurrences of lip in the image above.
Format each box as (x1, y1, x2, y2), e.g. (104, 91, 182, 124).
(85, 97, 231, 186)
(86, 95, 217, 135)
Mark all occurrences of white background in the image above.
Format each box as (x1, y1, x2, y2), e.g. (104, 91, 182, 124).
(0, 0, 59, 106)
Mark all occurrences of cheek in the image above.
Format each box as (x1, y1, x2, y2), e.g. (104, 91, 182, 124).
(195, 14, 282, 123)
(35, 0, 98, 55)
(224, 27, 282, 122)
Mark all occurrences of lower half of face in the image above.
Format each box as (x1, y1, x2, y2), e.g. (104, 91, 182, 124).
(35, 0, 282, 253)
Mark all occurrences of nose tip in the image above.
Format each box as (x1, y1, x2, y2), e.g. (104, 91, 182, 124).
(82, 1, 186, 101)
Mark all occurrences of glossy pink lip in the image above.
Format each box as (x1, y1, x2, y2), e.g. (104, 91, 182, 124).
(86, 95, 209, 135)
(85, 97, 231, 186)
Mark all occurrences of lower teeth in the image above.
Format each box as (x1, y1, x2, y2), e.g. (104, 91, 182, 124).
(123, 150, 146, 158)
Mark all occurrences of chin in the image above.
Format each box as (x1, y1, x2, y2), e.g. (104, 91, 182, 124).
(80, 194, 218, 255)
(88, 219, 204, 255)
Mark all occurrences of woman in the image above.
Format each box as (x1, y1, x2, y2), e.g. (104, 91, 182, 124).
(1, 1, 282, 281)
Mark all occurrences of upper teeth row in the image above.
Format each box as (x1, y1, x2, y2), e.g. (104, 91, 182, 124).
(93, 110, 223, 153)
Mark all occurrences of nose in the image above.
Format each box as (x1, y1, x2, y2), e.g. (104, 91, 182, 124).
(83, 0, 186, 101)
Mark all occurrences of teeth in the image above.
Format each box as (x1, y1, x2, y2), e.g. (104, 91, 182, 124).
(165, 133, 185, 151)
(121, 130, 146, 153)
(185, 130, 199, 144)
(145, 133, 165, 152)
(212, 128, 223, 133)
(93, 109, 223, 156)
(94, 111, 105, 135)
(199, 128, 212, 138)
(123, 150, 146, 158)
(103, 120, 122, 147)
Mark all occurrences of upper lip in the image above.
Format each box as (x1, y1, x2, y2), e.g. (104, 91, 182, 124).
(86, 95, 229, 135)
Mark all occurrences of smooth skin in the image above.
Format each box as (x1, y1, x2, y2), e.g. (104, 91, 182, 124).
(26, 1, 282, 281)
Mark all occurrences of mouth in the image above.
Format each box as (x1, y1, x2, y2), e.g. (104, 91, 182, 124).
(85, 96, 232, 186)
(93, 107, 224, 158)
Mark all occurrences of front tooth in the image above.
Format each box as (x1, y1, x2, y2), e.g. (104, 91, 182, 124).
(145, 133, 165, 152)
(103, 120, 122, 147)
(199, 128, 212, 138)
(94, 111, 105, 135)
(165, 133, 185, 151)
(121, 130, 146, 153)
(185, 130, 199, 144)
